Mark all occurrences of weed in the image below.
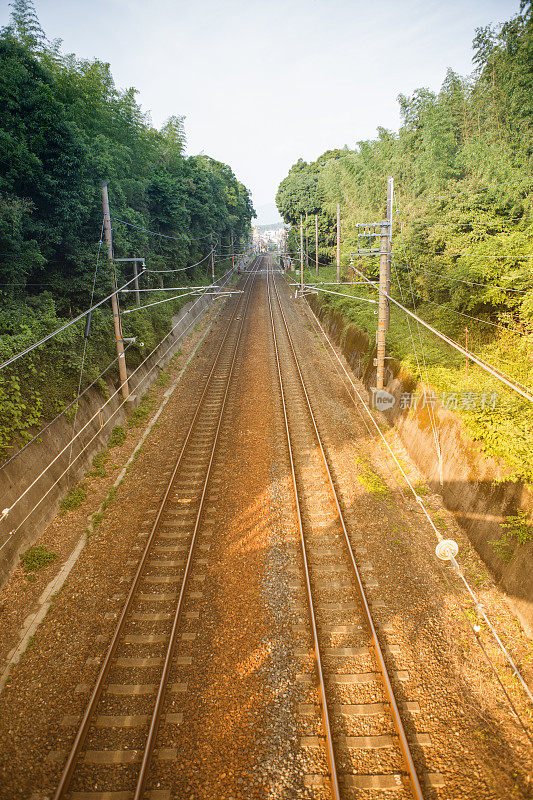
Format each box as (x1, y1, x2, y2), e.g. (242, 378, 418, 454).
(20, 544, 57, 573)
(90, 486, 117, 532)
(49, 590, 61, 607)
(156, 371, 170, 388)
(127, 391, 156, 428)
(88, 449, 109, 478)
(490, 510, 532, 561)
(463, 606, 483, 628)
(108, 425, 126, 448)
(60, 483, 86, 514)
(95, 377, 110, 398)
(354, 457, 388, 495)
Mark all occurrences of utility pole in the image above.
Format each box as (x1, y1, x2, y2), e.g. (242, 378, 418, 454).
(315, 213, 319, 278)
(376, 176, 393, 391)
(300, 216, 304, 293)
(132, 256, 140, 306)
(211, 247, 215, 283)
(305, 211, 309, 269)
(101, 181, 130, 400)
(336, 203, 341, 284)
(465, 327, 469, 379)
(231, 231, 234, 270)
(385, 176, 393, 329)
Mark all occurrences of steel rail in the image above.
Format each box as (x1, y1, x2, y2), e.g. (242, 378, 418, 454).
(268, 259, 425, 800)
(133, 257, 260, 799)
(53, 258, 259, 799)
(266, 265, 341, 800)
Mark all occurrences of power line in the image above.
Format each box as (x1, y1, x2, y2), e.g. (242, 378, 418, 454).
(421, 298, 525, 334)
(0, 264, 237, 536)
(399, 250, 533, 260)
(311, 281, 533, 399)
(122, 288, 209, 315)
(304, 297, 533, 720)
(0, 272, 141, 373)
(111, 216, 214, 241)
(0, 343, 134, 475)
(348, 265, 533, 403)
(302, 285, 377, 305)
(121, 286, 212, 293)
(144, 248, 215, 273)
(393, 200, 533, 397)
(404, 264, 529, 294)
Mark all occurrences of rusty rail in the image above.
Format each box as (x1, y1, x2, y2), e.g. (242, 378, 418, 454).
(266, 258, 425, 800)
(53, 258, 261, 799)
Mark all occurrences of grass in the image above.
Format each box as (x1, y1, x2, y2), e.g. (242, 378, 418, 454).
(354, 457, 388, 495)
(60, 482, 86, 515)
(88, 486, 117, 535)
(156, 371, 170, 388)
(490, 511, 532, 561)
(88, 449, 109, 478)
(127, 390, 157, 428)
(108, 425, 126, 448)
(20, 544, 57, 573)
(307, 266, 533, 484)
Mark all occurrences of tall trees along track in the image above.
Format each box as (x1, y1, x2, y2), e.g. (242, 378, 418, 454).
(2, 255, 531, 799)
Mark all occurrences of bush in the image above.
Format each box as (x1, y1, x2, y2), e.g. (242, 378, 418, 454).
(60, 482, 86, 514)
(108, 425, 126, 448)
(20, 544, 57, 573)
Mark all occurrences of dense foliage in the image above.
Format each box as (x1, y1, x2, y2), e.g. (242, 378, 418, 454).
(277, 7, 533, 327)
(277, 5, 533, 482)
(0, 1, 254, 458)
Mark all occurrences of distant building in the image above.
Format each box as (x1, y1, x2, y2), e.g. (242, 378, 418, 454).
(253, 223, 286, 251)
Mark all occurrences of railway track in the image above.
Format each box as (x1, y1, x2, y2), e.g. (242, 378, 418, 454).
(266, 260, 427, 799)
(49, 254, 441, 799)
(51, 258, 261, 800)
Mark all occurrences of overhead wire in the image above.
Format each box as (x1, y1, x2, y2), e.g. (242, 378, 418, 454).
(297, 261, 533, 400)
(0, 264, 237, 545)
(121, 286, 212, 293)
(346, 265, 533, 403)
(144, 247, 215, 273)
(0, 343, 134, 475)
(419, 298, 525, 334)
(67, 218, 105, 480)
(110, 216, 214, 241)
(122, 288, 213, 315)
(0, 248, 222, 372)
(0, 272, 142, 373)
(300, 282, 533, 722)
(399, 249, 533, 260)
(404, 264, 530, 293)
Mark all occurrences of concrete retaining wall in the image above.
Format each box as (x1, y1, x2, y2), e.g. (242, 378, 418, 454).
(0, 269, 235, 589)
(308, 295, 533, 637)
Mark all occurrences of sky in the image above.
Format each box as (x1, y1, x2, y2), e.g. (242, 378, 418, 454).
(0, 0, 521, 224)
